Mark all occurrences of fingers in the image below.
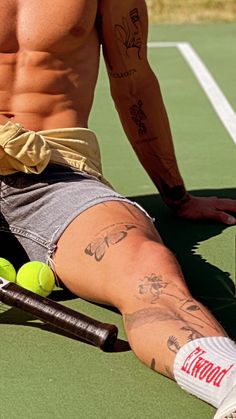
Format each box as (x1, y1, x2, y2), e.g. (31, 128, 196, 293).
(214, 198, 236, 212)
(212, 198, 236, 224)
(213, 211, 236, 225)
(174, 195, 236, 224)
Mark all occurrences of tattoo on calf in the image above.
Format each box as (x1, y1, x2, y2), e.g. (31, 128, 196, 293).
(124, 306, 196, 331)
(151, 358, 157, 371)
(115, 8, 142, 59)
(181, 325, 204, 342)
(165, 365, 174, 379)
(124, 301, 220, 334)
(167, 336, 181, 353)
(84, 223, 137, 262)
(179, 299, 223, 333)
(136, 276, 223, 333)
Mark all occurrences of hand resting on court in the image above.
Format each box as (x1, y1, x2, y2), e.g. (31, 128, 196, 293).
(174, 194, 236, 224)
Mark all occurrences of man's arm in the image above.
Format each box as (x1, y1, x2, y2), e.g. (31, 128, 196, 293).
(97, 0, 236, 224)
(97, 0, 188, 208)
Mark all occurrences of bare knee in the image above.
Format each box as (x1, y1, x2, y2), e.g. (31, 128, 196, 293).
(53, 201, 189, 312)
(108, 239, 190, 312)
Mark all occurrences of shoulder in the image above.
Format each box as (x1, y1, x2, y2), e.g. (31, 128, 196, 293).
(97, 0, 148, 27)
(98, 0, 148, 12)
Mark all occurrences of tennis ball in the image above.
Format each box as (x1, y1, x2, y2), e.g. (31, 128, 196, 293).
(0, 257, 16, 282)
(16, 261, 55, 297)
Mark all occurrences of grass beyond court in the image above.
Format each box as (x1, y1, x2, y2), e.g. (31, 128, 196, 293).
(146, 0, 236, 23)
(0, 23, 236, 419)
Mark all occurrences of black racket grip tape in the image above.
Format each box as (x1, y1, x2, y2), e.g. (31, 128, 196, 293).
(0, 280, 118, 350)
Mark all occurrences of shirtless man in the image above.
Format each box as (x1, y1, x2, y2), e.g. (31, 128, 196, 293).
(0, 1, 236, 418)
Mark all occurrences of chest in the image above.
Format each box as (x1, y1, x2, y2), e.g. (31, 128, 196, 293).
(0, 0, 98, 52)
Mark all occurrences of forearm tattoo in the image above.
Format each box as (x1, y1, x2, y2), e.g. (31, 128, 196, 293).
(129, 102, 160, 146)
(115, 8, 143, 59)
(130, 100, 147, 136)
(109, 68, 137, 79)
(157, 179, 188, 208)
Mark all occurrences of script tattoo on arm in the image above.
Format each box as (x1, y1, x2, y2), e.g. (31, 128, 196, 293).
(115, 8, 143, 59)
(109, 68, 137, 79)
(84, 223, 137, 262)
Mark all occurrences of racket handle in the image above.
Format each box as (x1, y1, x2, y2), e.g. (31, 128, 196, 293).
(0, 278, 118, 350)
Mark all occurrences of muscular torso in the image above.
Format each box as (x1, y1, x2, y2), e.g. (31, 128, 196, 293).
(0, 0, 100, 130)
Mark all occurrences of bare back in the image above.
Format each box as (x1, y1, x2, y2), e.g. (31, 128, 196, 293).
(0, 0, 100, 130)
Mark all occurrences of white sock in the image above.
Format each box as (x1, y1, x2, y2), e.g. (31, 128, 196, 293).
(173, 337, 236, 407)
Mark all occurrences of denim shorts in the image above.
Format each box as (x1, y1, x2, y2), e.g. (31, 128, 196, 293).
(0, 164, 151, 267)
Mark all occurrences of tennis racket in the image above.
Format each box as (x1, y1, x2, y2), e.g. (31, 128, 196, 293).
(0, 276, 118, 350)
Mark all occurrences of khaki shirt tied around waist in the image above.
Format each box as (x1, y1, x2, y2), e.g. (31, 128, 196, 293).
(0, 121, 111, 186)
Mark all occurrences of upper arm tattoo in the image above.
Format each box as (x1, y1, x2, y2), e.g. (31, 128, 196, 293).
(114, 8, 143, 59)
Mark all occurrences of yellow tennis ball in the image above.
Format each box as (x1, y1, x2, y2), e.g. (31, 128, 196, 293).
(0, 257, 16, 282)
(16, 261, 55, 297)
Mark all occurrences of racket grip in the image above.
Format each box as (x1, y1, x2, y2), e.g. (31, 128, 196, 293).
(0, 278, 118, 350)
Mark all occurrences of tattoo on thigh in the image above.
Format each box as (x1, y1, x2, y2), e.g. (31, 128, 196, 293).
(84, 223, 137, 262)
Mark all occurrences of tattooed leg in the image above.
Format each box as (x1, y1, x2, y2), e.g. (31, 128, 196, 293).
(53, 200, 227, 381)
(124, 282, 226, 378)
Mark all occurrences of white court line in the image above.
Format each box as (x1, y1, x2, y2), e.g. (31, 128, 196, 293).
(148, 41, 236, 145)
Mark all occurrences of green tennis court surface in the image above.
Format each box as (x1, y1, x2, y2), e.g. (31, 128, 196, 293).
(1, 23, 236, 419)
